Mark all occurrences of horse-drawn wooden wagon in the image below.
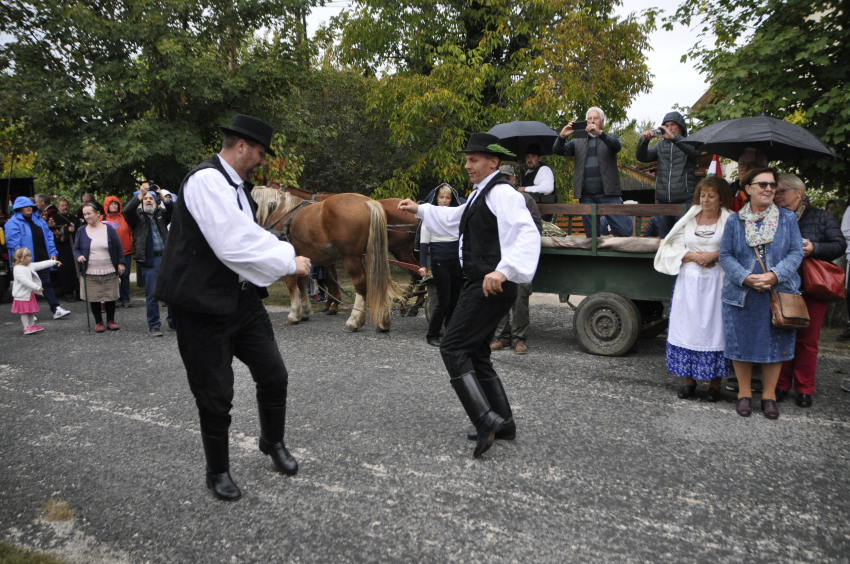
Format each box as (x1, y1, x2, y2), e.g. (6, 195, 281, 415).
(423, 203, 688, 356)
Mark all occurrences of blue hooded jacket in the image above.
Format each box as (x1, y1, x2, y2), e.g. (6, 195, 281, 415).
(5, 196, 58, 268)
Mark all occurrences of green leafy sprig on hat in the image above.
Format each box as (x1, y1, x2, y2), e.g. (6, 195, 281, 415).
(487, 144, 516, 158)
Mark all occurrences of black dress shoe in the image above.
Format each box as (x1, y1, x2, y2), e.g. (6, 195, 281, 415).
(705, 387, 723, 403)
(427, 337, 441, 347)
(677, 384, 697, 399)
(259, 438, 299, 475)
(775, 389, 789, 403)
(206, 469, 242, 501)
(795, 393, 813, 408)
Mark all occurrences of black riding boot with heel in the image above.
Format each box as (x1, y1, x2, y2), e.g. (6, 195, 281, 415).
(258, 406, 299, 475)
(467, 376, 516, 441)
(201, 432, 242, 501)
(451, 372, 504, 458)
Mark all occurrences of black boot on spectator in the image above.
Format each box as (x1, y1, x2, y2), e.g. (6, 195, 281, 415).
(201, 433, 242, 501)
(467, 376, 516, 441)
(258, 407, 298, 475)
(451, 372, 504, 458)
(836, 328, 850, 341)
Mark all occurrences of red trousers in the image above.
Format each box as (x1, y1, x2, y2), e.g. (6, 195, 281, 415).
(778, 295, 829, 395)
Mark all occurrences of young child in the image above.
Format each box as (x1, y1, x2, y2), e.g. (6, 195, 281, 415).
(11, 248, 60, 335)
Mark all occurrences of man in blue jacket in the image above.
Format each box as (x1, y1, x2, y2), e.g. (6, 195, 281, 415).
(5, 196, 71, 319)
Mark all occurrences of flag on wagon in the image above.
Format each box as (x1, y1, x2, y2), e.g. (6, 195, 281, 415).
(706, 154, 722, 177)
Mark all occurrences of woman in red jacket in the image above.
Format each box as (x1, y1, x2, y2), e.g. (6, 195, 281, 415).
(102, 196, 134, 308)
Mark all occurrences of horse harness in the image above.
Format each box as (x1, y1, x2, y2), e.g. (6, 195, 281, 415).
(264, 200, 316, 242)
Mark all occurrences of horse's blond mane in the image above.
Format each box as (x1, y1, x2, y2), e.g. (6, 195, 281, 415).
(252, 186, 301, 225)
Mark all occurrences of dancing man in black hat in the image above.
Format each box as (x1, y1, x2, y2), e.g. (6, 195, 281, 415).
(156, 114, 311, 501)
(398, 133, 541, 458)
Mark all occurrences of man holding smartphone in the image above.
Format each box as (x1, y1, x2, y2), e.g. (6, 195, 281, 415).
(552, 107, 631, 237)
(636, 111, 700, 237)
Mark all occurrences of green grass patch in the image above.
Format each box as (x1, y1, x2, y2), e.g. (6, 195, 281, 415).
(0, 541, 72, 564)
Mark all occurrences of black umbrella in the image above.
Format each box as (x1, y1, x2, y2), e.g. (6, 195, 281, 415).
(680, 115, 838, 161)
(487, 121, 560, 157)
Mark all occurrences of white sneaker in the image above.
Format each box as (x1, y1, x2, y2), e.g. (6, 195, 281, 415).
(53, 307, 71, 319)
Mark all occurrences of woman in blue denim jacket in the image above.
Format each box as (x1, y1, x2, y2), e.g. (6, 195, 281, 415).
(719, 167, 803, 420)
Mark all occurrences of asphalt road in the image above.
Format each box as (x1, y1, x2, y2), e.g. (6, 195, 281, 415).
(1, 295, 849, 564)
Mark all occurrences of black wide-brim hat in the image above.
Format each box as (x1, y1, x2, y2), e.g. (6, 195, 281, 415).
(459, 132, 516, 158)
(219, 114, 276, 157)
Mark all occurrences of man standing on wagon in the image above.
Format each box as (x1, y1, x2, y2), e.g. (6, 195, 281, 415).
(156, 114, 311, 501)
(398, 133, 541, 458)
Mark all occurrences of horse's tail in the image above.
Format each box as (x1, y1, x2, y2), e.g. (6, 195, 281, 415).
(252, 186, 282, 225)
(365, 200, 406, 327)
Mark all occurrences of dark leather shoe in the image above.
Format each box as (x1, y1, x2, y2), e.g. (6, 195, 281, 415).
(736, 397, 752, 417)
(473, 411, 504, 458)
(677, 384, 696, 399)
(259, 438, 299, 475)
(427, 337, 441, 347)
(705, 387, 723, 403)
(762, 399, 779, 419)
(775, 389, 788, 403)
(206, 470, 242, 501)
(795, 393, 813, 408)
(468, 418, 516, 441)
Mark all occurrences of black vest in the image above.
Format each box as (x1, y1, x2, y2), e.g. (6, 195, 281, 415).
(155, 156, 267, 315)
(523, 165, 559, 204)
(459, 173, 506, 280)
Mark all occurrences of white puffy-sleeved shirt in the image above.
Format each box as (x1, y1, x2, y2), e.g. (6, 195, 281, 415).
(415, 171, 541, 283)
(182, 155, 297, 286)
(522, 165, 555, 196)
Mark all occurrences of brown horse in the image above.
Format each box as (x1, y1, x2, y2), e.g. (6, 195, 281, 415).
(253, 187, 406, 332)
(268, 184, 424, 315)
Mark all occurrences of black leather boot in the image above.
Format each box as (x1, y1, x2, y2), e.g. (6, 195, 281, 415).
(258, 406, 299, 475)
(201, 433, 242, 501)
(467, 376, 516, 441)
(450, 372, 504, 458)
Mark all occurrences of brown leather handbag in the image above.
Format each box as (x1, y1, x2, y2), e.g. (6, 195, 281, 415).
(755, 249, 810, 329)
(799, 257, 845, 303)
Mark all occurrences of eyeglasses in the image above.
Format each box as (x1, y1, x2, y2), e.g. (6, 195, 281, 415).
(747, 181, 778, 190)
(737, 161, 758, 168)
(774, 188, 797, 194)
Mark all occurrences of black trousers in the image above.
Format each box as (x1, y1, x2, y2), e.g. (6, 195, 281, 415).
(173, 286, 288, 437)
(427, 258, 463, 340)
(440, 278, 518, 379)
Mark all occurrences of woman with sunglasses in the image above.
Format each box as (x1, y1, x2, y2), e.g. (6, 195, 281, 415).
(773, 173, 845, 408)
(655, 177, 735, 402)
(719, 167, 804, 419)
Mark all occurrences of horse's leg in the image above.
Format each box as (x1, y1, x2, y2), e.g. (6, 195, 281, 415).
(322, 263, 341, 316)
(341, 258, 368, 332)
(298, 275, 311, 321)
(285, 275, 301, 325)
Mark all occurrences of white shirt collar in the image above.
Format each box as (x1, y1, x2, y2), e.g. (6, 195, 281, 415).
(217, 153, 244, 186)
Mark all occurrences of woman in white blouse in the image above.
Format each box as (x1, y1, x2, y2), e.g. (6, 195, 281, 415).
(654, 177, 734, 402)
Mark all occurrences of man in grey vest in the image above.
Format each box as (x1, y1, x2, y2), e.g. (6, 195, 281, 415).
(552, 107, 631, 237)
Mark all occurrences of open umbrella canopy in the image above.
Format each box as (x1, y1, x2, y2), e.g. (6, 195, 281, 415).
(680, 115, 838, 162)
(487, 121, 560, 157)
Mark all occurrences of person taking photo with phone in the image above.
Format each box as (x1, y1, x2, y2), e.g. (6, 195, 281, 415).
(552, 107, 631, 237)
(636, 111, 700, 237)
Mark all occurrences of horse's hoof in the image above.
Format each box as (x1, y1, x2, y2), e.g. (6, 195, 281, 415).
(376, 326, 390, 333)
(343, 324, 358, 332)
(300, 317, 310, 321)
(319, 306, 330, 313)
(325, 309, 338, 316)
(286, 319, 299, 325)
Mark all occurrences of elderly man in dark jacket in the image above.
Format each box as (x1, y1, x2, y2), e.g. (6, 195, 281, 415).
(124, 183, 173, 336)
(636, 111, 700, 237)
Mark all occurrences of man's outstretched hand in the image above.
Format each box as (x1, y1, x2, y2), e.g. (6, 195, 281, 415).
(398, 199, 419, 215)
(294, 256, 312, 277)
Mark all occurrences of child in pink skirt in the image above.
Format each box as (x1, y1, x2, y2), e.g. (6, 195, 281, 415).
(11, 248, 60, 335)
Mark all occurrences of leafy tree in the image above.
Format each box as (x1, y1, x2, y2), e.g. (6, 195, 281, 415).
(667, 0, 849, 191)
(325, 0, 656, 199)
(0, 0, 315, 196)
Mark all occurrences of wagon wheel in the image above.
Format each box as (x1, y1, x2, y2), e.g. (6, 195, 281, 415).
(573, 292, 641, 356)
(424, 279, 438, 325)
